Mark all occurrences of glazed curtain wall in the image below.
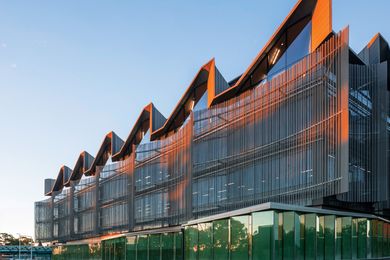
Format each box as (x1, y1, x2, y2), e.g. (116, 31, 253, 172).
(35, 29, 352, 243)
(134, 118, 192, 230)
(35, 158, 133, 242)
(53, 188, 71, 240)
(52, 232, 183, 260)
(184, 211, 390, 260)
(87, 233, 183, 260)
(50, 210, 390, 260)
(99, 163, 129, 232)
(52, 243, 101, 260)
(35, 198, 52, 241)
(74, 175, 98, 237)
(338, 62, 390, 207)
(192, 28, 349, 217)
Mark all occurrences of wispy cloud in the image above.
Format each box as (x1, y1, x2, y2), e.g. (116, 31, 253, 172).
(1, 43, 7, 48)
(10, 63, 17, 69)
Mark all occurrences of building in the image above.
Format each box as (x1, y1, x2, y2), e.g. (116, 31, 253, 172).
(34, 0, 390, 258)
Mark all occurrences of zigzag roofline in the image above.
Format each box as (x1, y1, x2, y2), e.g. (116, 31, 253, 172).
(64, 151, 94, 187)
(45, 165, 72, 196)
(83, 131, 124, 176)
(45, 0, 336, 195)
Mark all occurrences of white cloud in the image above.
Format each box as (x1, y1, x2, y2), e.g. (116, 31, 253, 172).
(1, 43, 7, 48)
(10, 64, 17, 69)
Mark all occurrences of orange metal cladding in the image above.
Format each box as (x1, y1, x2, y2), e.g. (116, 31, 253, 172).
(112, 103, 166, 162)
(311, 0, 332, 51)
(167, 115, 192, 207)
(85, 131, 124, 176)
(206, 59, 217, 108)
(191, 29, 349, 212)
(150, 58, 219, 141)
(134, 113, 192, 218)
(209, 0, 332, 106)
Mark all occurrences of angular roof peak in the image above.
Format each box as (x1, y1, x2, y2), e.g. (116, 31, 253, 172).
(151, 58, 229, 140)
(211, 0, 332, 104)
(359, 32, 390, 65)
(84, 131, 124, 176)
(45, 165, 72, 196)
(64, 151, 94, 187)
(112, 103, 166, 161)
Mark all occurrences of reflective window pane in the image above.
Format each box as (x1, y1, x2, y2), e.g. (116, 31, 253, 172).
(213, 219, 229, 260)
(304, 214, 317, 260)
(198, 223, 213, 260)
(185, 225, 198, 260)
(252, 211, 277, 260)
(230, 216, 249, 260)
(161, 233, 174, 260)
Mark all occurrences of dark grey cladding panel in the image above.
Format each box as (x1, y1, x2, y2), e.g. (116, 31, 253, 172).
(388, 61, 390, 90)
(83, 151, 94, 170)
(369, 38, 381, 64)
(349, 49, 365, 65)
(44, 178, 55, 196)
(359, 34, 390, 65)
(111, 132, 124, 155)
(62, 166, 72, 185)
(214, 66, 230, 96)
(151, 105, 166, 132)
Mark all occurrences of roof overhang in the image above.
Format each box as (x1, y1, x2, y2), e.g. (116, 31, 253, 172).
(210, 0, 332, 105)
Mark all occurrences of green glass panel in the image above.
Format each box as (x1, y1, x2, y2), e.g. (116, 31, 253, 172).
(335, 218, 342, 259)
(298, 215, 305, 260)
(213, 219, 229, 260)
(230, 215, 249, 260)
(252, 211, 275, 260)
(372, 219, 378, 258)
(283, 212, 295, 260)
(89, 243, 102, 259)
(317, 216, 325, 260)
(367, 219, 373, 258)
(102, 237, 122, 260)
(373, 220, 379, 258)
(175, 232, 183, 260)
(378, 221, 384, 257)
(127, 236, 137, 260)
(116, 237, 126, 260)
(352, 218, 358, 259)
(161, 233, 174, 260)
(198, 223, 213, 260)
(357, 218, 367, 259)
(384, 223, 390, 257)
(185, 225, 198, 260)
(305, 214, 317, 260)
(384, 223, 389, 257)
(341, 217, 352, 260)
(149, 234, 161, 260)
(137, 235, 149, 260)
(387, 223, 390, 257)
(324, 215, 335, 260)
(275, 213, 282, 260)
(283, 212, 304, 259)
(296, 214, 304, 259)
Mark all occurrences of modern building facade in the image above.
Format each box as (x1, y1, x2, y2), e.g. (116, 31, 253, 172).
(35, 0, 390, 258)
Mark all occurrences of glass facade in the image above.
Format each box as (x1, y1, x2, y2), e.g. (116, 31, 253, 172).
(181, 209, 390, 260)
(50, 207, 390, 259)
(36, 28, 390, 246)
(52, 243, 101, 260)
(35, 2, 390, 259)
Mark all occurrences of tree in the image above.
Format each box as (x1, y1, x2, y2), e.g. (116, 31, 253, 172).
(0, 233, 34, 246)
(0, 233, 18, 245)
(19, 236, 34, 246)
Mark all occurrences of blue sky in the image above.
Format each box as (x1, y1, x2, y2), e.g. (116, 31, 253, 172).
(0, 0, 389, 238)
